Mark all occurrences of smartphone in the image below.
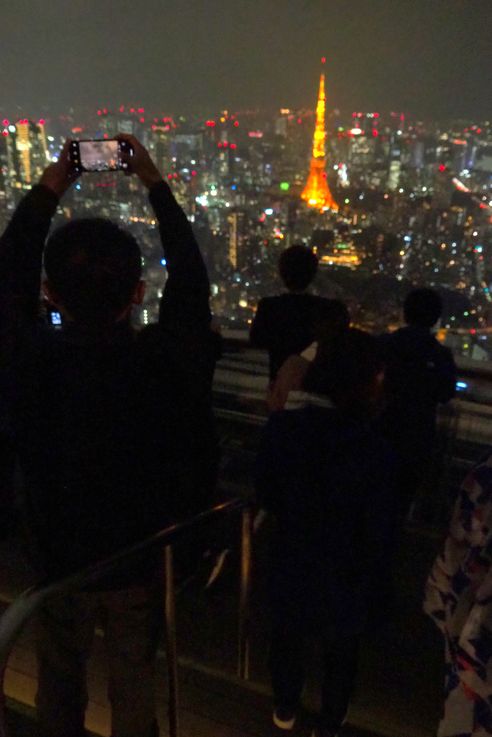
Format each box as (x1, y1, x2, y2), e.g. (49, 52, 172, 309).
(49, 311, 63, 328)
(70, 139, 133, 173)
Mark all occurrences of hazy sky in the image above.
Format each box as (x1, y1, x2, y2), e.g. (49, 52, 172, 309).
(1, 0, 491, 119)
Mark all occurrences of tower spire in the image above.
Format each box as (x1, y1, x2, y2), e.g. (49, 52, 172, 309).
(301, 57, 338, 212)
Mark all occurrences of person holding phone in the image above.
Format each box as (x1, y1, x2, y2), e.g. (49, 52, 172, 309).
(0, 135, 218, 737)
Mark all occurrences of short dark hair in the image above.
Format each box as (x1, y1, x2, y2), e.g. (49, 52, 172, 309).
(403, 288, 442, 328)
(44, 219, 142, 325)
(314, 299, 350, 341)
(304, 328, 383, 412)
(278, 245, 318, 291)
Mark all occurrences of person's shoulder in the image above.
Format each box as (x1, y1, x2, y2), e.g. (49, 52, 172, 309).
(431, 335, 453, 359)
(311, 294, 333, 305)
(259, 294, 285, 308)
(382, 326, 404, 342)
(134, 324, 175, 365)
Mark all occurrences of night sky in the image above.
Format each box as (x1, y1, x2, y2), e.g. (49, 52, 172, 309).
(1, 0, 491, 119)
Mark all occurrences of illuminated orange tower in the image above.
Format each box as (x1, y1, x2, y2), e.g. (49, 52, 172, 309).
(301, 58, 338, 212)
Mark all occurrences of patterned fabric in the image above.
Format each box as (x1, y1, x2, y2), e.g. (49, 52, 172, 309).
(424, 454, 492, 736)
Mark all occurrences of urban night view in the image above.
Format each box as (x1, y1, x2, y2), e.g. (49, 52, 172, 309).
(0, 2, 491, 361)
(1, 3, 492, 737)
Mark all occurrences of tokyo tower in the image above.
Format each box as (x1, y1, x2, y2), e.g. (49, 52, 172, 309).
(301, 58, 339, 212)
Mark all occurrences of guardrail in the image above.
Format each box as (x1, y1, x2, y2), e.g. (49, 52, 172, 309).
(0, 498, 253, 737)
(213, 339, 492, 527)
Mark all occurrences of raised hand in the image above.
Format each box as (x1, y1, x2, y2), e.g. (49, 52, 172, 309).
(115, 133, 162, 189)
(39, 140, 79, 199)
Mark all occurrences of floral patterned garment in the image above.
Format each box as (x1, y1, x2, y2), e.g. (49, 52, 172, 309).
(424, 454, 492, 736)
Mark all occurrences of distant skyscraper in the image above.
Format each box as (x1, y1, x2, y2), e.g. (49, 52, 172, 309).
(0, 119, 49, 189)
(228, 209, 245, 268)
(301, 58, 338, 212)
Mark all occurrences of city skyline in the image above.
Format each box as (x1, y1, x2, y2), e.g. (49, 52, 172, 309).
(1, 0, 491, 119)
(1, 56, 491, 363)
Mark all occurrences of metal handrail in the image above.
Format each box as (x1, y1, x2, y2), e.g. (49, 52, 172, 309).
(0, 497, 253, 737)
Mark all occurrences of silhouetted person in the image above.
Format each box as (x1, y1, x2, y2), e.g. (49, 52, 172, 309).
(250, 244, 339, 380)
(267, 298, 350, 412)
(0, 135, 217, 737)
(256, 329, 395, 737)
(380, 288, 456, 519)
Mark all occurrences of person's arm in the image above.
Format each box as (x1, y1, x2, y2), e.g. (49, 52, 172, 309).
(424, 455, 492, 629)
(250, 299, 270, 348)
(437, 346, 457, 403)
(267, 354, 310, 412)
(117, 134, 211, 332)
(0, 142, 75, 354)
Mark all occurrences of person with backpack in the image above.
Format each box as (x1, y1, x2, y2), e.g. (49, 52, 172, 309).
(0, 134, 218, 737)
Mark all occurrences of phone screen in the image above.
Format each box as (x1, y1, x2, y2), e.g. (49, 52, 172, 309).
(78, 140, 120, 172)
(50, 311, 62, 327)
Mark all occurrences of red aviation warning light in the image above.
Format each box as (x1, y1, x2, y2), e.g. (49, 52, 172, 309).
(321, 56, 326, 64)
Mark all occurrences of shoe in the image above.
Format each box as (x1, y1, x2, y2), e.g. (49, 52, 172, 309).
(273, 706, 296, 730)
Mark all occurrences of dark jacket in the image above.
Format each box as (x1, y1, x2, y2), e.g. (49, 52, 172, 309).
(379, 326, 456, 457)
(250, 293, 334, 379)
(255, 404, 395, 632)
(0, 181, 218, 581)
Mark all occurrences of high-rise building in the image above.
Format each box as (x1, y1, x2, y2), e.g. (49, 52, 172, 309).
(228, 209, 246, 268)
(301, 58, 338, 212)
(0, 119, 49, 190)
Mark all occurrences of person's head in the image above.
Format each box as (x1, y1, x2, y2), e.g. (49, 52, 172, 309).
(403, 288, 442, 328)
(43, 218, 144, 327)
(304, 328, 384, 416)
(313, 299, 350, 342)
(278, 244, 318, 292)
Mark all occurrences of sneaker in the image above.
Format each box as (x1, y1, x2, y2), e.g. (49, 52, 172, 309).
(273, 706, 296, 730)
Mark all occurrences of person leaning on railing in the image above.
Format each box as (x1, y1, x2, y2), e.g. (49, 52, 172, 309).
(250, 244, 342, 383)
(0, 135, 218, 737)
(256, 328, 396, 737)
(378, 287, 457, 521)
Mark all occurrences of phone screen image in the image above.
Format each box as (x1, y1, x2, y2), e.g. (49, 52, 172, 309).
(78, 140, 120, 172)
(50, 311, 62, 327)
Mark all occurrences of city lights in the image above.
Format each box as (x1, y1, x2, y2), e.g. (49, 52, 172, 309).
(0, 75, 489, 358)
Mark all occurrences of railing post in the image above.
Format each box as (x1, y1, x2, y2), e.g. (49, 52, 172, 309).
(164, 545, 179, 737)
(238, 506, 252, 680)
